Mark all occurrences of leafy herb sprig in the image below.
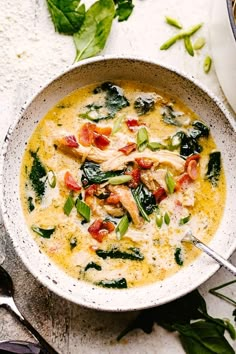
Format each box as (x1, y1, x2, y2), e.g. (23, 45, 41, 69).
(46, 0, 135, 62)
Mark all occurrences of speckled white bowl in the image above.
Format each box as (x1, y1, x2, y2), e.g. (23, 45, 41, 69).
(1, 56, 236, 311)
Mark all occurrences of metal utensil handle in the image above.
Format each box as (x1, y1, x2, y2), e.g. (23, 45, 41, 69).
(193, 238, 236, 276)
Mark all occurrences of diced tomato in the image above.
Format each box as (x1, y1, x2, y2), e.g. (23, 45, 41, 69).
(175, 173, 192, 191)
(64, 171, 81, 191)
(185, 154, 201, 170)
(62, 135, 79, 148)
(94, 126, 112, 136)
(102, 221, 115, 233)
(175, 200, 182, 207)
(153, 187, 167, 204)
(119, 142, 137, 155)
(135, 158, 153, 169)
(85, 184, 98, 198)
(79, 123, 95, 146)
(106, 193, 120, 204)
(94, 133, 110, 150)
(187, 159, 199, 180)
(126, 119, 140, 131)
(128, 168, 141, 189)
(88, 219, 115, 242)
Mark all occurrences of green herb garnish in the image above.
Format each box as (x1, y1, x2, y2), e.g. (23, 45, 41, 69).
(204, 55, 212, 73)
(179, 215, 191, 225)
(63, 194, 74, 216)
(164, 212, 170, 225)
(156, 214, 163, 228)
(108, 175, 132, 185)
(31, 225, 55, 239)
(27, 196, 35, 213)
(193, 37, 206, 50)
(76, 198, 91, 222)
(184, 36, 194, 56)
(148, 142, 166, 151)
(48, 170, 57, 188)
(137, 127, 149, 152)
(165, 171, 176, 194)
(81, 161, 123, 186)
(160, 23, 202, 50)
(116, 215, 129, 239)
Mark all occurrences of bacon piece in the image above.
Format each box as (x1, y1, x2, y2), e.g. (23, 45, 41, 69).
(119, 142, 137, 155)
(79, 123, 95, 147)
(94, 126, 112, 136)
(187, 160, 198, 180)
(61, 135, 79, 148)
(94, 133, 110, 150)
(128, 168, 141, 189)
(175, 173, 192, 191)
(135, 157, 153, 169)
(153, 187, 167, 204)
(64, 171, 81, 191)
(106, 193, 120, 204)
(88, 219, 115, 242)
(126, 119, 140, 131)
(85, 184, 98, 198)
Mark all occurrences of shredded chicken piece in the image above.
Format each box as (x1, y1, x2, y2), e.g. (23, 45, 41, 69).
(109, 186, 143, 228)
(141, 169, 168, 191)
(55, 136, 122, 164)
(101, 150, 185, 173)
(104, 205, 125, 217)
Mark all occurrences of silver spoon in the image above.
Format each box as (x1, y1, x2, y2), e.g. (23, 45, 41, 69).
(182, 231, 236, 276)
(0, 266, 58, 354)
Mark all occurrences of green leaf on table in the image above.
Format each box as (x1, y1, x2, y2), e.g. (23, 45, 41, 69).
(46, 0, 85, 35)
(114, 0, 134, 22)
(73, 0, 115, 62)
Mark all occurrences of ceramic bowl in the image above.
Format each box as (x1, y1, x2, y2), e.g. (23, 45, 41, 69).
(1, 56, 236, 311)
(210, 0, 236, 112)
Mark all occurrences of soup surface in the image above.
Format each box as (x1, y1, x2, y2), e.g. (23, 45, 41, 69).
(20, 81, 225, 289)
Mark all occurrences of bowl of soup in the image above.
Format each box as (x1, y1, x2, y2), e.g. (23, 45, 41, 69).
(1, 56, 236, 311)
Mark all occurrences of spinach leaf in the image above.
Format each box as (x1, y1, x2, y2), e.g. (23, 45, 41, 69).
(96, 247, 144, 261)
(27, 196, 35, 212)
(29, 151, 47, 201)
(174, 247, 184, 266)
(180, 132, 202, 157)
(114, 0, 134, 22)
(81, 161, 124, 186)
(73, 0, 115, 62)
(134, 94, 155, 115)
(85, 262, 102, 271)
(97, 277, 127, 288)
(132, 184, 156, 218)
(46, 0, 85, 35)
(79, 103, 109, 122)
(206, 152, 221, 186)
(93, 82, 130, 118)
(31, 226, 55, 239)
(190, 120, 210, 139)
(162, 105, 181, 126)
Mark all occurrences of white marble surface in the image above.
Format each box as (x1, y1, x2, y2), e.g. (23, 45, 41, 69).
(0, 0, 235, 353)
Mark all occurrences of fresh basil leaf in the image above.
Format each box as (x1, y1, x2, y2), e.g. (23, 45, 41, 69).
(46, 0, 85, 35)
(114, 0, 134, 22)
(31, 225, 55, 239)
(191, 120, 209, 138)
(206, 151, 221, 187)
(73, 0, 115, 62)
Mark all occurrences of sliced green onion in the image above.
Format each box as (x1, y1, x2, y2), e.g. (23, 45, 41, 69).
(164, 212, 170, 225)
(63, 195, 74, 216)
(156, 214, 163, 228)
(193, 37, 206, 50)
(131, 189, 150, 222)
(48, 170, 57, 188)
(204, 55, 212, 73)
(112, 115, 124, 135)
(165, 16, 182, 29)
(31, 225, 55, 238)
(184, 36, 194, 56)
(76, 198, 91, 222)
(148, 142, 166, 151)
(116, 215, 129, 240)
(137, 127, 149, 152)
(108, 175, 132, 185)
(160, 23, 202, 50)
(179, 214, 191, 225)
(165, 171, 176, 194)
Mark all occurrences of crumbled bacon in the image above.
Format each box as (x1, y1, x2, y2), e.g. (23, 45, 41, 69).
(126, 119, 140, 131)
(62, 135, 79, 148)
(88, 219, 115, 242)
(78, 123, 94, 147)
(106, 193, 120, 204)
(85, 184, 98, 198)
(175, 173, 192, 191)
(93, 133, 110, 150)
(153, 187, 167, 204)
(93, 126, 112, 136)
(119, 142, 137, 155)
(135, 157, 153, 169)
(64, 171, 81, 191)
(127, 168, 141, 189)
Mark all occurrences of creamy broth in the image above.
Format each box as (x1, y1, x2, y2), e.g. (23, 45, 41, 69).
(20, 81, 226, 289)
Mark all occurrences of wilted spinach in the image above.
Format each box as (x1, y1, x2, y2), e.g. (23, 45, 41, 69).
(132, 184, 156, 222)
(190, 120, 210, 139)
(114, 0, 134, 21)
(134, 94, 156, 115)
(180, 132, 202, 157)
(29, 151, 47, 201)
(96, 247, 144, 261)
(97, 277, 127, 288)
(206, 151, 221, 186)
(162, 104, 181, 126)
(46, 0, 85, 34)
(81, 161, 124, 186)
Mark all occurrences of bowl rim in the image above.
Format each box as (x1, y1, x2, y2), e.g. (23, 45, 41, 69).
(1, 55, 236, 311)
(227, 0, 236, 40)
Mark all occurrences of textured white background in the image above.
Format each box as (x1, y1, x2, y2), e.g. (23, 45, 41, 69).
(0, 0, 235, 353)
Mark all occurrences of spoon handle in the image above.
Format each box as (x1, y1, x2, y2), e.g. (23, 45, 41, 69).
(183, 232, 236, 276)
(4, 298, 58, 354)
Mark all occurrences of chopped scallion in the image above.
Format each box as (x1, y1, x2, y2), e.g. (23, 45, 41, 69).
(148, 142, 166, 151)
(164, 212, 170, 225)
(156, 214, 163, 228)
(179, 215, 191, 225)
(112, 115, 124, 135)
(63, 195, 74, 216)
(116, 215, 129, 240)
(165, 171, 176, 194)
(48, 170, 57, 188)
(108, 175, 132, 185)
(137, 127, 149, 152)
(76, 198, 91, 222)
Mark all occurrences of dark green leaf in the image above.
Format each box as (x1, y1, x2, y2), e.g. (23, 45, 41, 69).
(132, 184, 156, 221)
(180, 132, 202, 157)
(27, 196, 35, 212)
(162, 105, 181, 126)
(29, 151, 47, 201)
(93, 82, 130, 118)
(81, 161, 124, 186)
(97, 277, 127, 288)
(191, 121, 209, 138)
(46, 0, 85, 35)
(96, 247, 144, 261)
(114, 0, 134, 22)
(63, 194, 74, 216)
(174, 247, 184, 266)
(206, 152, 221, 186)
(73, 0, 115, 62)
(31, 225, 55, 239)
(85, 262, 102, 271)
(134, 94, 156, 116)
(70, 237, 77, 250)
